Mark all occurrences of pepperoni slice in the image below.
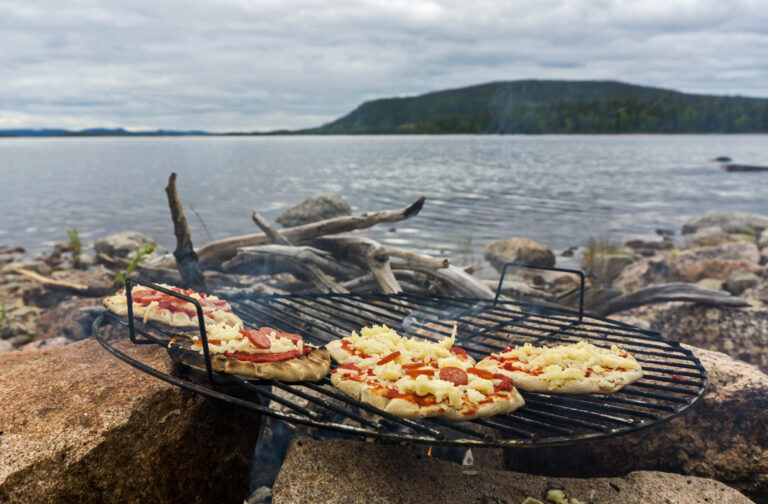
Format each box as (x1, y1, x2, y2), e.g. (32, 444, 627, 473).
(402, 362, 426, 370)
(414, 394, 437, 407)
(225, 349, 303, 362)
(467, 367, 494, 380)
(449, 347, 468, 358)
(337, 363, 360, 371)
(132, 290, 166, 304)
(240, 329, 271, 349)
(439, 366, 468, 385)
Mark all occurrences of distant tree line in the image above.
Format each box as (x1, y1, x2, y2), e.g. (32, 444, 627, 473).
(312, 81, 768, 134)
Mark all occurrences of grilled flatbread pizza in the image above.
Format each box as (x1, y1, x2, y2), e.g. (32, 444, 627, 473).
(476, 341, 643, 394)
(168, 324, 330, 382)
(329, 326, 525, 420)
(104, 284, 243, 328)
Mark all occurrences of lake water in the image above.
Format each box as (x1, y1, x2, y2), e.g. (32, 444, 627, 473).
(2, 135, 767, 269)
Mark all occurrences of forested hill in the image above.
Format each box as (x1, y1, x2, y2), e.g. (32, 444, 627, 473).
(308, 80, 768, 134)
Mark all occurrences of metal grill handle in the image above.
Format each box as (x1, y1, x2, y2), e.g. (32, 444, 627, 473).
(125, 277, 216, 384)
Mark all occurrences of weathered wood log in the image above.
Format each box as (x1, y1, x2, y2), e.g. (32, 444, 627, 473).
(393, 260, 496, 299)
(595, 282, 751, 316)
(221, 245, 364, 280)
(15, 268, 113, 296)
(154, 197, 426, 269)
(165, 173, 206, 291)
(481, 279, 553, 301)
(313, 237, 402, 294)
(252, 212, 349, 294)
(379, 247, 449, 270)
(341, 270, 432, 294)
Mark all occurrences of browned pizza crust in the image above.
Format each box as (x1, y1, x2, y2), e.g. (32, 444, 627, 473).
(168, 336, 330, 382)
(329, 370, 525, 420)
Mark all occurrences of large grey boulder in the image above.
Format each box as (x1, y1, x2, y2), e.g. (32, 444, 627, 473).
(647, 302, 768, 373)
(682, 210, 768, 235)
(483, 237, 555, 272)
(690, 225, 734, 247)
(94, 231, 156, 259)
(613, 253, 673, 293)
(0, 338, 259, 503)
(503, 345, 768, 502)
(275, 193, 352, 228)
(271, 437, 753, 504)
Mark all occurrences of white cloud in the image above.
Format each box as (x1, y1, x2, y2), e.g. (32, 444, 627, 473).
(0, 0, 766, 130)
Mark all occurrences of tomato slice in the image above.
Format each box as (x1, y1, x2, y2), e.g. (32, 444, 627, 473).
(377, 351, 401, 365)
(401, 362, 426, 370)
(493, 373, 514, 392)
(467, 367, 494, 380)
(240, 329, 271, 349)
(337, 363, 360, 371)
(414, 394, 437, 407)
(439, 366, 468, 385)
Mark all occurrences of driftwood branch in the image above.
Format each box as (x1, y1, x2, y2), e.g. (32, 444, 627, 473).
(165, 173, 206, 291)
(16, 268, 113, 296)
(595, 282, 750, 317)
(379, 247, 449, 270)
(222, 245, 364, 280)
(251, 212, 349, 294)
(394, 260, 496, 298)
(313, 236, 402, 294)
(168, 197, 427, 269)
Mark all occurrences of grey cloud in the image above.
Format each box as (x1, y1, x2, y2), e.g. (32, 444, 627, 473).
(0, 0, 766, 130)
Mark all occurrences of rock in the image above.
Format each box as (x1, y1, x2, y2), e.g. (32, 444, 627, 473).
(504, 346, 768, 502)
(724, 164, 768, 172)
(742, 282, 768, 305)
(1, 260, 52, 276)
(588, 253, 634, 285)
(758, 231, 768, 251)
(725, 269, 761, 296)
(613, 253, 673, 293)
(0, 339, 13, 354)
(275, 193, 352, 228)
(671, 242, 762, 283)
(690, 226, 733, 247)
(483, 237, 555, 272)
(271, 437, 753, 504)
(696, 278, 724, 291)
(647, 303, 768, 373)
(18, 336, 72, 352)
(34, 299, 104, 341)
(0, 338, 259, 503)
(560, 245, 577, 257)
(655, 228, 675, 237)
(50, 268, 115, 295)
(682, 210, 768, 235)
(94, 231, 156, 259)
(0, 322, 28, 340)
(676, 258, 763, 284)
(20, 284, 71, 308)
(712, 156, 732, 162)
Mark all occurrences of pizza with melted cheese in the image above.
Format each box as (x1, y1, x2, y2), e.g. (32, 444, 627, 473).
(103, 284, 242, 328)
(168, 324, 330, 382)
(475, 340, 643, 394)
(329, 325, 525, 420)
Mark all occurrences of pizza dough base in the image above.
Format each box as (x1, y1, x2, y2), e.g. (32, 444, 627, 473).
(326, 339, 359, 365)
(330, 372, 525, 420)
(475, 358, 643, 394)
(168, 336, 331, 382)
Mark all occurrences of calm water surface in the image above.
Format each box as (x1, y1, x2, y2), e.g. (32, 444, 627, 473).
(2, 135, 767, 268)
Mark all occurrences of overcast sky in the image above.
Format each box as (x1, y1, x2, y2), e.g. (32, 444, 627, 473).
(1, 0, 767, 132)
